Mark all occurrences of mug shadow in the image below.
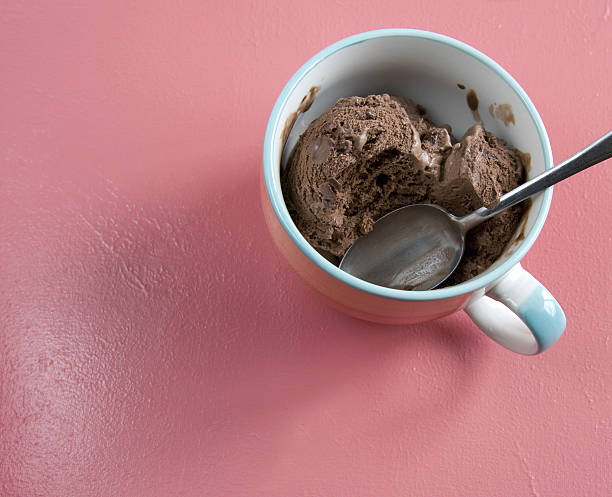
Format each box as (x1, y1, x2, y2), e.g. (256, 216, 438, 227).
(148, 162, 493, 479)
(50, 160, 493, 490)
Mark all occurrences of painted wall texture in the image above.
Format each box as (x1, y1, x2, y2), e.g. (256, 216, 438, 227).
(1, 1, 611, 496)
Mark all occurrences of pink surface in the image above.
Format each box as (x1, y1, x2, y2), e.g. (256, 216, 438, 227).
(1, 1, 611, 496)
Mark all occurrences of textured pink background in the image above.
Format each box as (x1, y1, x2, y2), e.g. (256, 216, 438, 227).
(1, 1, 611, 496)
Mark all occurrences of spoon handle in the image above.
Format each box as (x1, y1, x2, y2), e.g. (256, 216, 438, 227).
(461, 129, 612, 230)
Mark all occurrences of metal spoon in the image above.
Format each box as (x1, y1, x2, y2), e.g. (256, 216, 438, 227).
(339, 130, 612, 291)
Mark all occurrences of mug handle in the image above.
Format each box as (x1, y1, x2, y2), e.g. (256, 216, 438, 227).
(465, 263, 566, 354)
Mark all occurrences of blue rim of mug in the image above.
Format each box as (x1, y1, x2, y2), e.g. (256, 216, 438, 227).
(263, 28, 553, 302)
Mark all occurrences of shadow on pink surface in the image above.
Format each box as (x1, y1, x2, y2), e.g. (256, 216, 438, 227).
(1, 161, 489, 496)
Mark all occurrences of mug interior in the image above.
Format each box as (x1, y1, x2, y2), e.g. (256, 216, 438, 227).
(264, 30, 553, 301)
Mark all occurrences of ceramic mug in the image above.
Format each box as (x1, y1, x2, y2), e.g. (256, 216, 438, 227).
(261, 29, 565, 354)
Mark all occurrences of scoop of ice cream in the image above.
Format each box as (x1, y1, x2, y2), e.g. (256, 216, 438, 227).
(282, 94, 527, 284)
(431, 124, 525, 215)
(282, 94, 452, 259)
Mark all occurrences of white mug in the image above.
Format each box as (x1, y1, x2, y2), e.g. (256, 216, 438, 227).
(261, 29, 565, 354)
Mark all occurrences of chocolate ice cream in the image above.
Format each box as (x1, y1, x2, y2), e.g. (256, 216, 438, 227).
(282, 94, 527, 286)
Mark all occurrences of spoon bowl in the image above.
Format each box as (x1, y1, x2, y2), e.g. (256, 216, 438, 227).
(340, 204, 465, 290)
